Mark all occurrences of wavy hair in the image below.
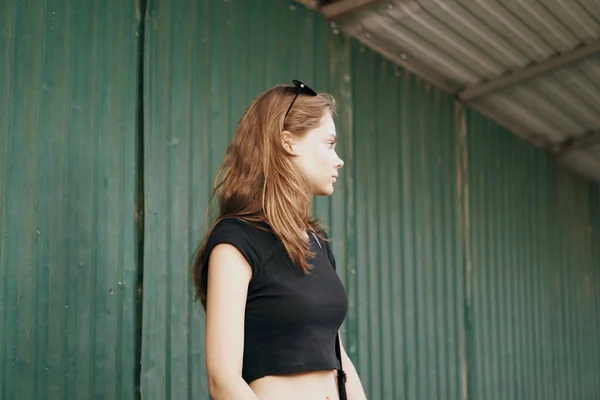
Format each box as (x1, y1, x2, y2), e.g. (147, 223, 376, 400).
(191, 83, 337, 307)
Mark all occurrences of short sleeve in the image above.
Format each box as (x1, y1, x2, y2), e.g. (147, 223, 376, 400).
(201, 218, 262, 286)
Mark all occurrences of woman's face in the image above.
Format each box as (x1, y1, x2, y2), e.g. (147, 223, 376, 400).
(290, 111, 344, 196)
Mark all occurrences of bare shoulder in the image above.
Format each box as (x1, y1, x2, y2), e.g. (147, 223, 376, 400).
(209, 243, 253, 276)
(206, 243, 253, 302)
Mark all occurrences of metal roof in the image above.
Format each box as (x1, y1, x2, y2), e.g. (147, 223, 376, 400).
(305, 0, 600, 182)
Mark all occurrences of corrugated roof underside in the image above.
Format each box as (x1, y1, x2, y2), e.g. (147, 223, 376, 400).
(478, 55, 600, 142)
(348, 0, 600, 86)
(337, 0, 600, 181)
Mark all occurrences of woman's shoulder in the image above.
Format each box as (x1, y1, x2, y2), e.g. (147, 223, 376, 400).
(205, 217, 273, 269)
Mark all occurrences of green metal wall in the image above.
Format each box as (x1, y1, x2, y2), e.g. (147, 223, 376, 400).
(350, 46, 464, 399)
(466, 110, 600, 399)
(0, 0, 141, 398)
(2, 0, 600, 399)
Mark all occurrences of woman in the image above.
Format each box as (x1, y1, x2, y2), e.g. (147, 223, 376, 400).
(191, 80, 367, 400)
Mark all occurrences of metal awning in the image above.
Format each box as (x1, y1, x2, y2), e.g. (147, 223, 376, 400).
(304, 0, 600, 182)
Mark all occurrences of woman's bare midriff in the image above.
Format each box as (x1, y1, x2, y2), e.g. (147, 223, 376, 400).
(249, 369, 339, 400)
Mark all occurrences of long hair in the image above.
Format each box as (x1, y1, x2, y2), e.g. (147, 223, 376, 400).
(191, 83, 337, 308)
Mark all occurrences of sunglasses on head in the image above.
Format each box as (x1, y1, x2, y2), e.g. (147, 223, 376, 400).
(284, 79, 317, 120)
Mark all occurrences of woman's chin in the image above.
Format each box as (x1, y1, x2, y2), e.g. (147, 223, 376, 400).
(314, 184, 335, 197)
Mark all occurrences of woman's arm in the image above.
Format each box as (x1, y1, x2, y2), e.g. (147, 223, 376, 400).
(339, 334, 367, 400)
(205, 244, 259, 400)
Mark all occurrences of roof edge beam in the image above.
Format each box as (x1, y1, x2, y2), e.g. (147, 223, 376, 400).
(458, 40, 600, 102)
(555, 129, 600, 156)
(320, 0, 381, 20)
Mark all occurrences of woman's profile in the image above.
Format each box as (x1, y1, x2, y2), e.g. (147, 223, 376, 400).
(191, 80, 367, 400)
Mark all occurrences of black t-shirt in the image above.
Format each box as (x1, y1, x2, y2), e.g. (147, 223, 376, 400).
(201, 218, 348, 384)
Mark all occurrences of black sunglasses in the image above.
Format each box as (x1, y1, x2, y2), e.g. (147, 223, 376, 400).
(284, 79, 317, 120)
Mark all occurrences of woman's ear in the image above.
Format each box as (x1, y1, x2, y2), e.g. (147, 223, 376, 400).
(281, 131, 295, 154)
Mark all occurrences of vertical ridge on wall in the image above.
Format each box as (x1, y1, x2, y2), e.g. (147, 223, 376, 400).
(187, 3, 208, 397)
(591, 183, 600, 397)
(0, 1, 140, 399)
(375, 55, 396, 400)
(456, 101, 470, 400)
(352, 42, 375, 398)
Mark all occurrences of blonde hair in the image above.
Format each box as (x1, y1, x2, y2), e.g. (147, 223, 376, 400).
(191, 83, 337, 307)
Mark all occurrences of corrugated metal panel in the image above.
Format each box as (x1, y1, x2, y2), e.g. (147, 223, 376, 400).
(0, 0, 141, 399)
(589, 181, 600, 398)
(592, 186, 600, 339)
(466, 109, 600, 399)
(140, 0, 355, 397)
(325, 0, 600, 181)
(350, 43, 465, 399)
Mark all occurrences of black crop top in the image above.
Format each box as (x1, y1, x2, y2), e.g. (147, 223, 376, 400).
(201, 218, 349, 384)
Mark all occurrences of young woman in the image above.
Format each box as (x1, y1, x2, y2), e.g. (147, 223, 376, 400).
(191, 80, 367, 400)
